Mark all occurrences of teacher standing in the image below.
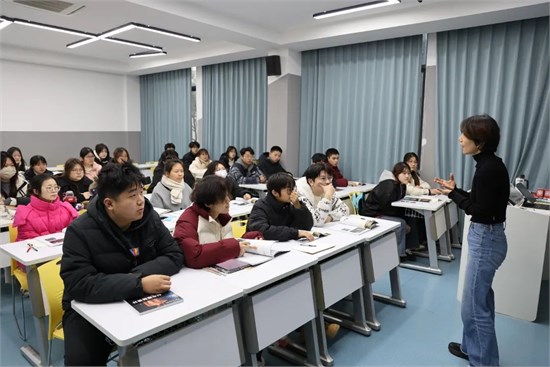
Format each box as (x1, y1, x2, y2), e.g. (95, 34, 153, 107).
(435, 114, 509, 367)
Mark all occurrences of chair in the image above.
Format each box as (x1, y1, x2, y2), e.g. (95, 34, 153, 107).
(348, 192, 364, 215)
(231, 220, 247, 238)
(9, 224, 28, 341)
(37, 258, 64, 366)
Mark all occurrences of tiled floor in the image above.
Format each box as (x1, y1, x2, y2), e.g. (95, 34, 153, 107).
(1, 248, 548, 366)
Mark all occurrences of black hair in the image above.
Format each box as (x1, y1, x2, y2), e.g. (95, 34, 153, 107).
(97, 162, 144, 202)
(190, 175, 229, 211)
(63, 158, 85, 180)
(0, 151, 19, 195)
(160, 150, 179, 162)
(196, 148, 210, 158)
(29, 155, 48, 167)
(79, 147, 95, 159)
(112, 147, 131, 164)
(460, 114, 501, 153)
(403, 152, 420, 186)
(240, 147, 255, 156)
(7, 147, 26, 168)
(270, 145, 283, 153)
(204, 161, 226, 177)
(325, 148, 340, 158)
(392, 162, 411, 181)
(163, 159, 184, 175)
(189, 141, 200, 149)
(304, 163, 332, 182)
(30, 174, 58, 198)
(267, 172, 295, 194)
(311, 153, 326, 164)
(95, 143, 110, 156)
(164, 142, 176, 151)
(225, 146, 237, 156)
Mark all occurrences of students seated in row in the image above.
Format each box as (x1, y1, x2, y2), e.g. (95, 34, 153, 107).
(258, 145, 287, 179)
(1, 151, 28, 206)
(80, 147, 102, 181)
(204, 161, 255, 200)
(325, 148, 349, 187)
(94, 143, 111, 166)
(219, 145, 238, 169)
(57, 159, 93, 207)
(182, 141, 200, 169)
(150, 159, 192, 212)
(7, 147, 26, 172)
(296, 163, 349, 226)
(173, 175, 258, 269)
(61, 162, 183, 366)
(14, 174, 78, 242)
(24, 155, 53, 181)
(189, 148, 212, 179)
(359, 162, 415, 261)
(112, 147, 130, 164)
(247, 172, 314, 241)
(229, 147, 266, 184)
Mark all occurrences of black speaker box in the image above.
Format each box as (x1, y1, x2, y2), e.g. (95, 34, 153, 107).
(266, 55, 281, 76)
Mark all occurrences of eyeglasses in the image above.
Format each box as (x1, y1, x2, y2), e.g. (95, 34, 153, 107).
(44, 186, 60, 192)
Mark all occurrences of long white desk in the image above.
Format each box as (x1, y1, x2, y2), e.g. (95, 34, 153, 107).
(392, 197, 450, 275)
(334, 183, 376, 200)
(0, 240, 64, 366)
(457, 206, 550, 322)
(239, 183, 268, 198)
(72, 269, 244, 366)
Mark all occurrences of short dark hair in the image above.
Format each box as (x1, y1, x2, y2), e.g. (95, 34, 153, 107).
(97, 162, 144, 201)
(189, 141, 200, 149)
(304, 163, 332, 182)
(204, 161, 225, 176)
(29, 155, 48, 167)
(95, 143, 109, 156)
(79, 147, 94, 159)
(164, 143, 176, 151)
(460, 114, 501, 153)
(163, 159, 184, 175)
(270, 145, 283, 153)
(267, 172, 295, 194)
(190, 175, 229, 211)
(311, 153, 326, 164)
(392, 162, 411, 180)
(63, 158, 84, 178)
(325, 148, 339, 158)
(240, 147, 255, 156)
(30, 174, 57, 197)
(160, 150, 179, 162)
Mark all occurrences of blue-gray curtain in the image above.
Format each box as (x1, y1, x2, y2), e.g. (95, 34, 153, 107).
(300, 36, 424, 183)
(202, 58, 267, 159)
(140, 69, 192, 162)
(437, 17, 549, 190)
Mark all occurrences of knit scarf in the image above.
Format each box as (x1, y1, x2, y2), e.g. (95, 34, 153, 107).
(161, 175, 185, 205)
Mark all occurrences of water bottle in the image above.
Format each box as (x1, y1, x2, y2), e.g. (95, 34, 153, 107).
(515, 174, 529, 189)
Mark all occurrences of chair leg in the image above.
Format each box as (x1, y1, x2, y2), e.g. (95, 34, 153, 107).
(48, 339, 52, 367)
(11, 277, 27, 341)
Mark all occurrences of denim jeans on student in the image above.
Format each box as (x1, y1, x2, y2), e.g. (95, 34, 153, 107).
(380, 215, 407, 256)
(461, 222, 507, 367)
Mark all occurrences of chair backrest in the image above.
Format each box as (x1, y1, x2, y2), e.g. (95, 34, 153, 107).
(348, 192, 364, 215)
(231, 220, 247, 238)
(37, 258, 64, 340)
(8, 224, 17, 243)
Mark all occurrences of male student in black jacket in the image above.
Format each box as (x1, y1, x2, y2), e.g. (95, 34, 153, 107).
(258, 145, 288, 179)
(247, 172, 314, 241)
(60, 162, 183, 366)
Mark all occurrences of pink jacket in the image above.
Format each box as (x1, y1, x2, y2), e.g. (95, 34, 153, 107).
(13, 195, 79, 241)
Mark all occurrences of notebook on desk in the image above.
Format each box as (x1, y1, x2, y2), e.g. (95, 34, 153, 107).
(516, 183, 550, 211)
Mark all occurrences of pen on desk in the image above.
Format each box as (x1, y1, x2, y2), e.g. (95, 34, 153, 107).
(26, 243, 38, 252)
(300, 243, 316, 247)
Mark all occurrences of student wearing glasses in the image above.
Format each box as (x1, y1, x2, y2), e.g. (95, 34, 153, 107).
(80, 147, 102, 181)
(57, 158, 93, 207)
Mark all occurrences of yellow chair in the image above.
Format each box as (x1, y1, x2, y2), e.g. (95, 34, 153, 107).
(37, 258, 64, 367)
(231, 220, 247, 238)
(9, 224, 28, 341)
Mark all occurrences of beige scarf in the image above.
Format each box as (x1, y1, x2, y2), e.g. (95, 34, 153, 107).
(161, 175, 185, 205)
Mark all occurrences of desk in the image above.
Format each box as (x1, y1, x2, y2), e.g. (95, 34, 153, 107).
(392, 198, 449, 275)
(239, 183, 268, 198)
(72, 269, 244, 366)
(136, 163, 157, 179)
(457, 206, 550, 322)
(0, 240, 63, 366)
(334, 184, 376, 200)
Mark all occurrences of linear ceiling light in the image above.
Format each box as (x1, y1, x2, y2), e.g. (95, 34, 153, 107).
(133, 23, 200, 42)
(129, 50, 167, 58)
(0, 16, 13, 30)
(67, 23, 135, 49)
(12, 18, 95, 38)
(103, 37, 163, 52)
(313, 0, 401, 19)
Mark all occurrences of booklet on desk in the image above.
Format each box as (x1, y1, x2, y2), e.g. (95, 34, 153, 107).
(214, 258, 251, 274)
(237, 239, 294, 266)
(327, 215, 378, 235)
(28, 232, 65, 248)
(293, 233, 335, 254)
(125, 290, 183, 315)
(401, 196, 432, 203)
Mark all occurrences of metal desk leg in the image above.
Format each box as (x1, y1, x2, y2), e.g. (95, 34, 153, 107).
(21, 265, 49, 367)
(118, 345, 139, 366)
(400, 210, 443, 274)
(268, 318, 322, 367)
(325, 288, 371, 336)
(450, 225, 462, 249)
(361, 282, 381, 331)
(373, 266, 406, 308)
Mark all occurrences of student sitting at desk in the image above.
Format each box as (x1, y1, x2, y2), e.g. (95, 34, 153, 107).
(150, 159, 192, 212)
(359, 162, 415, 261)
(1, 151, 28, 206)
(258, 145, 288, 179)
(111, 147, 131, 164)
(296, 163, 349, 226)
(228, 146, 266, 184)
(7, 146, 26, 172)
(60, 162, 183, 366)
(189, 148, 212, 179)
(93, 143, 111, 166)
(247, 172, 314, 241)
(182, 141, 200, 169)
(325, 148, 349, 187)
(204, 161, 255, 200)
(23, 155, 54, 181)
(57, 158, 93, 208)
(219, 145, 238, 169)
(80, 147, 102, 181)
(173, 175, 258, 268)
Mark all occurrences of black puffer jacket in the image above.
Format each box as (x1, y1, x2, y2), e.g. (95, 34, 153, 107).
(258, 152, 287, 179)
(60, 196, 183, 310)
(359, 170, 406, 218)
(246, 193, 313, 241)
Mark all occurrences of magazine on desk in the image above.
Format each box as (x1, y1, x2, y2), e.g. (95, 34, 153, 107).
(28, 232, 65, 248)
(401, 196, 432, 203)
(125, 290, 183, 315)
(236, 239, 295, 266)
(325, 215, 378, 235)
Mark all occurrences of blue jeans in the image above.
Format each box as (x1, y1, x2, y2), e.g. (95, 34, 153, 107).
(461, 222, 507, 366)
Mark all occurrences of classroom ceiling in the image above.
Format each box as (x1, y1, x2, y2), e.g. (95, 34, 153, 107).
(0, 0, 548, 75)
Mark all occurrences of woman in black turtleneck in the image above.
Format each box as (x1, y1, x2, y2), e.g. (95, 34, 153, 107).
(435, 114, 509, 367)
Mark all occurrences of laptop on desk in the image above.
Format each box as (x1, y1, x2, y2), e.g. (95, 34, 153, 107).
(516, 183, 550, 211)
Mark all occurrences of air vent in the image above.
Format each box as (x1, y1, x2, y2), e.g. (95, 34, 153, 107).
(11, 0, 85, 15)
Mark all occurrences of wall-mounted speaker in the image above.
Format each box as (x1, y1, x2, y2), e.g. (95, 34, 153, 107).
(266, 55, 281, 76)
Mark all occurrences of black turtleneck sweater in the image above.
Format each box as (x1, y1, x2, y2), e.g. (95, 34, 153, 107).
(449, 151, 509, 224)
